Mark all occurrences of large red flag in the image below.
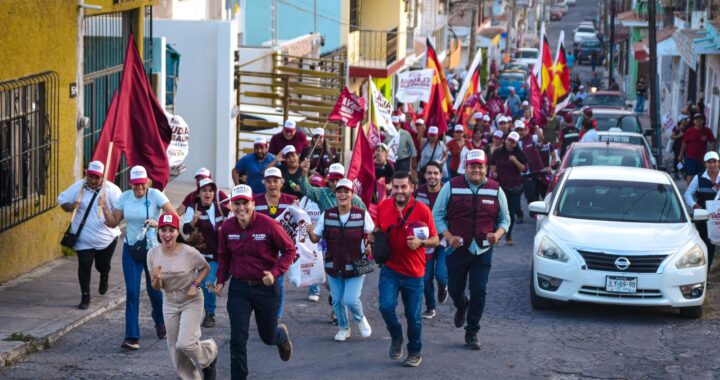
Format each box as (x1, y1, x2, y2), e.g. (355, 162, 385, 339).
(423, 82, 449, 134)
(347, 128, 376, 209)
(423, 38, 453, 134)
(539, 34, 556, 111)
(530, 72, 542, 125)
(92, 36, 172, 189)
(552, 32, 571, 112)
(328, 86, 366, 127)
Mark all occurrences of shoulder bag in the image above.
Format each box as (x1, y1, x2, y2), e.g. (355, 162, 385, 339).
(371, 201, 416, 264)
(61, 188, 99, 249)
(127, 192, 150, 263)
(351, 210, 375, 275)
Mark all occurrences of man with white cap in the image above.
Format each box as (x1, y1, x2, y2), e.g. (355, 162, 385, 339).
(215, 184, 296, 379)
(264, 145, 304, 198)
(268, 119, 309, 156)
(432, 149, 510, 350)
(58, 161, 122, 309)
(506, 87, 522, 118)
(576, 85, 588, 104)
(684, 151, 720, 274)
(447, 124, 472, 177)
(418, 126, 449, 180)
(300, 128, 337, 177)
(233, 137, 276, 194)
(489, 131, 527, 245)
(298, 162, 367, 212)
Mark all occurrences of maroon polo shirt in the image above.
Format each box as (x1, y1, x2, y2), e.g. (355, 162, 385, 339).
(268, 130, 309, 155)
(216, 212, 297, 284)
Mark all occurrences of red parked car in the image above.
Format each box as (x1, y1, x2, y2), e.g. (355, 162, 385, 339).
(548, 142, 654, 192)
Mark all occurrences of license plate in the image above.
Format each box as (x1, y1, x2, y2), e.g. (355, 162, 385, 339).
(605, 276, 637, 294)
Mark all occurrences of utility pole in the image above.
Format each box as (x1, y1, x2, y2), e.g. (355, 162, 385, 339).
(313, 0, 317, 34)
(609, 0, 615, 84)
(271, 0, 278, 48)
(648, 0, 662, 165)
(468, 5, 478, 70)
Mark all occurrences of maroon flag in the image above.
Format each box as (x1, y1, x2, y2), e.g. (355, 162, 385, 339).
(423, 80, 449, 135)
(328, 86, 366, 127)
(347, 128, 376, 209)
(92, 36, 172, 189)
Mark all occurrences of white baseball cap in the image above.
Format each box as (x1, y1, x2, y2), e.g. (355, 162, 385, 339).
(415, 118, 425, 125)
(86, 161, 104, 177)
(281, 145, 297, 156)
(498, 116, 508, 123)
(428, 126, 439, 135)
(493, 130, 504, 139)
(399, 114, 406, 122)
(453, 124, 464, 132)
(283, 120, 296, 130)
(254, 137, 267, 146)
(313, 128, 325, 136)
(522, 100, 529, 107)
(230, 184, 253, 202)
(328, 163, 345, 180)
(391, 115, 400, 124)
(473, 112, 484, 120)
(514, 120, 526, 129)
(508, 86, 515, 91)
(334, 178, 354, 192)
(197, 177, 216, 190)
(465, 149, 487, 165)
(704, 151, 719, 162)
(507, 131, 520, 142)
(264, 167, 283, 179)
(194, 167, 211, 179)
(129, 165, 148, 185)
(482, 115, 491, 122)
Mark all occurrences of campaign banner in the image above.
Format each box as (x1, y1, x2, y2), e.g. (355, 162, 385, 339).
(396, 69, 434, 104)
(277, 206, 326, 287)
(165, 113, 190, 167)
(369, 77, 396, 136)
(328, 87, 366, 127)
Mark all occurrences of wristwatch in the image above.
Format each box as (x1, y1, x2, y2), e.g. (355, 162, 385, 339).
(421, 239, 426, 247)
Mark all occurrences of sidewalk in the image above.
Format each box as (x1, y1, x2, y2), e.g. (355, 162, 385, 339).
(0, 180, 197, 367)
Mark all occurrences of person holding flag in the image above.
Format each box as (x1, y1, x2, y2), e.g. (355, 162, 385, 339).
(301, 128, 337, 177)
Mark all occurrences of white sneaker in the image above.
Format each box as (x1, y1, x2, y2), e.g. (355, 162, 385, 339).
(357, 316, 372, 338)
(334, 328, 351, 341)
(308, 294, 320, 302)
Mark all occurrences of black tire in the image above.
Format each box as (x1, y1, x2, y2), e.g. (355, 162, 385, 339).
(678, 305, 703, 319)
(530, 270, 555, 310)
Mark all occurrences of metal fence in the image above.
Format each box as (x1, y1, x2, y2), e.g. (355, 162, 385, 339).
(0, 72, 60, 232)
(82, 7, 152, 190)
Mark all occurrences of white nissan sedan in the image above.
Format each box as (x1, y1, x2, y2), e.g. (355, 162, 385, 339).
(529, 166, 709, 318)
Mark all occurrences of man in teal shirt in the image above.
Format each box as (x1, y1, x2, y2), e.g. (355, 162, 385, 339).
(299, 161, 366, 212)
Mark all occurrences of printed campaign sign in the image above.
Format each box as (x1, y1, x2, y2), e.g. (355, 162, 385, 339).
(165, 113, 190, 167)
(396, 69, 434, 104)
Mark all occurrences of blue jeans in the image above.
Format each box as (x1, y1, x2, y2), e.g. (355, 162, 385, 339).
(202, 261, 218, 314)
(378, 266, 424, 354)
(635, 94, 645, 113)
(424, 246, 448, 310)
(277, 275, 284, 318)
(446, 247, 493, 334)
(327, 274, 365, 329)
(122, 244, 164, 340)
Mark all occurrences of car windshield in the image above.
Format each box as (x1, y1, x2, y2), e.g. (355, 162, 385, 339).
(516, 51, 538, 58)
(582, 40, 601, 48)
(586, 95, 625, 107)
(556, 179, 685, 223)
(578, 27, 595, 33)
(567, 146, 644, 168)
(595, 115, 640, 132)
(499, 73, 525, 82)
(598, 134, 645, 146)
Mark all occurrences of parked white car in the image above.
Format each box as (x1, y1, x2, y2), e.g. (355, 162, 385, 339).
(567, 0, 576, 5)
(514, 48, 539, 68)
(573, 25, 597, 45)
(529, 166, 708, 318)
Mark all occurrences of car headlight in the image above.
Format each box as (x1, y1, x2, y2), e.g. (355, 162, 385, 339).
(537, 236, 569, 262)
(675, 245, 706, 269)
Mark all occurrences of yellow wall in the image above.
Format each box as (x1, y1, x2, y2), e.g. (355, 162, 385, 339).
(0, 0, 155, 283)
(359, 0, 401, 30)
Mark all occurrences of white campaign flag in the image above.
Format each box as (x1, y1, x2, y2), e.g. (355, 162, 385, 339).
(396, 69, 434, 104)
(369, 77, 397, 136)
(277, 206, 326, 287)
(453, 49, 483, 111)
(165, 112, 190, 167)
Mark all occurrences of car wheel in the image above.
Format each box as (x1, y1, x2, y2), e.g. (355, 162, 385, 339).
(678, 305, 703, 319)
(530, 269, 555, 310)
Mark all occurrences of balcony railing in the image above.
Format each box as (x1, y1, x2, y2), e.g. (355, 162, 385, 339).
(348, 28, 406, 68)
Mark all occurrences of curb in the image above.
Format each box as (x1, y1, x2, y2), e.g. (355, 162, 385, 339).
(0, 293, 126, 368)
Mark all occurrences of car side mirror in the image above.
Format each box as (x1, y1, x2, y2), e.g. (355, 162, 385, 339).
(643, 129, 655, 137)
(529, 201, 549, 217)
(693, 208, 711, 221)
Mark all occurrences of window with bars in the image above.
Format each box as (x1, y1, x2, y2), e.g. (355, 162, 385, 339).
(0, 72, 59, 232)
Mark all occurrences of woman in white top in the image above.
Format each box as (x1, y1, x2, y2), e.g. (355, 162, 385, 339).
(149, 213, 217, 380)
(100, 165, 175, 350)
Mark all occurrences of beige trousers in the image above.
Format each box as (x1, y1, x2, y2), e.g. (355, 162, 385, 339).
(163, 295, 218, 380)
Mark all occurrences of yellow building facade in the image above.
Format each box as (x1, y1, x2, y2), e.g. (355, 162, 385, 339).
(0, 0, 156, 283)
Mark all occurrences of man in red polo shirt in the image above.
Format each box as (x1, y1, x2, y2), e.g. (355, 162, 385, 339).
(375, 171, 439, 368)
(215, 184, 296, 380)
(679, 113, 716, 183)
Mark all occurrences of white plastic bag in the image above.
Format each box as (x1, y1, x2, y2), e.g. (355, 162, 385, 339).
(276, 206, 326, 287)
(706, 199, 720, 244)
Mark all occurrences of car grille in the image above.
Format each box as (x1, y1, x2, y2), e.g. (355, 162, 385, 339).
(578, 286, 663, 299)
(577, 250, 667, 273)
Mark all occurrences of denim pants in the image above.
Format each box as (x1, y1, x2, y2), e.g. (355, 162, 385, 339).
(227, 278, 288, 380)
(122, 244, 164, 340)
(278, 275, 284, 318)
(423, 246, 448, 310)
(202, 261, 218, 315)
(503, 187, 523, 239)
(635, 95, 645, 113)
(446, 247, 493, 334)
(327, 273, 365, 329)
(378, 266, 424, 354)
